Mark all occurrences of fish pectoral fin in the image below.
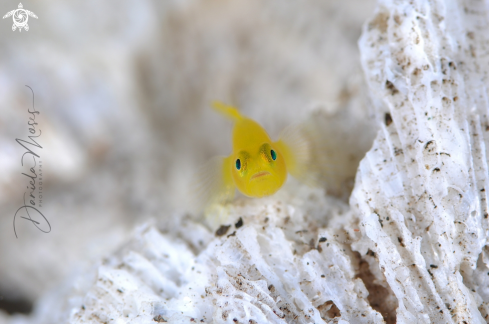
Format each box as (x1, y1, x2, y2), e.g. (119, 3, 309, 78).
(190, 156, 235, 213)
(275, 123, 313, 184)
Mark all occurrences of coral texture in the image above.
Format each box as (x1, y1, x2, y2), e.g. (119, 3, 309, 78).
(70, 193, 383, 323)
(353, 0, 489, 322)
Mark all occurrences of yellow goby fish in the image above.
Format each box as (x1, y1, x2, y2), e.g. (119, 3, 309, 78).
(193, 102, 309, 210)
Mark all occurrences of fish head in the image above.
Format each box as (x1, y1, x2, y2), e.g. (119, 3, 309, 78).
(232, 142, 287, 198)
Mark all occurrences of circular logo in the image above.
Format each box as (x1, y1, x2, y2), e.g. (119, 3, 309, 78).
(13, 9, 28, 28)
(3, 3, 38, 32)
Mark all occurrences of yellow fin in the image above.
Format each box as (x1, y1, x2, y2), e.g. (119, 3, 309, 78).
(212, 101, 242, 122)
(274, 123, 313, 184)
(190, 156, 235, 214)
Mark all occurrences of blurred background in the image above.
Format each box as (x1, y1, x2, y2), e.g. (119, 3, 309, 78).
(0, 0, 377, 320)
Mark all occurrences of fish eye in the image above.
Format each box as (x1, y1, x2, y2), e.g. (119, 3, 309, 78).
(271, 150, 277, 161)
(236, 159, 241, 170)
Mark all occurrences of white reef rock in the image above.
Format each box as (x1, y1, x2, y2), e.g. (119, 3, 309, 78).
(4, 0, 489, 323)
(352, 0, 489, 322)
(70, 191, 384, 324)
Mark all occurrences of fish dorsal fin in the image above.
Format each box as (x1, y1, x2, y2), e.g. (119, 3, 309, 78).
(212, 101, 242, 122)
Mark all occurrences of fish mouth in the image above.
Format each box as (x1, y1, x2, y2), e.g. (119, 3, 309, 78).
(251, 171, 271, 180)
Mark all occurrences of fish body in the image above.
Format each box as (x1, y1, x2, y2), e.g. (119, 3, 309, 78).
(193, 102, 309, 209)
(229, 112, 287, 198)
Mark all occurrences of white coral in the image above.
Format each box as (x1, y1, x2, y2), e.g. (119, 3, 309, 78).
(352, 0, 489, 322)
(71, 192, 384, 324)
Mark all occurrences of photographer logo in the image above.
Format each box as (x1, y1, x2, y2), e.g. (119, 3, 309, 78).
(3, 3, 37, 32)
